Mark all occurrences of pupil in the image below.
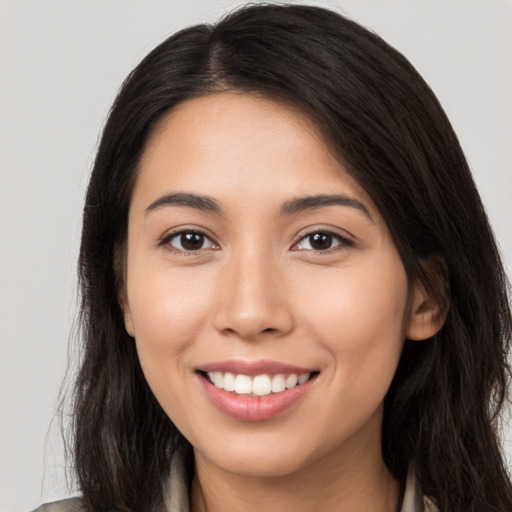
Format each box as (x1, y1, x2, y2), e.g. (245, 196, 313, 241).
(310, 233, 332, 250)
(181, 232, 203, 250)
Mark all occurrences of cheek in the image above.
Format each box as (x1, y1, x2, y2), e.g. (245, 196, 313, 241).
(126, 263, 214, 384)
(129, 261, 210, 332)
(286, 260, 408, 447)
(293, 259, 409, 381)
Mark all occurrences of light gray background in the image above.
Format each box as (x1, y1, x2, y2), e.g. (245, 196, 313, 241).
(1, 1, 511, 511)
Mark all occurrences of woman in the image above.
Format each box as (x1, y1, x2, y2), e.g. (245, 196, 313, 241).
(33, 4, 512, 512)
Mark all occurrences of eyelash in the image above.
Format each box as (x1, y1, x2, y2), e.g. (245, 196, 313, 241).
(292, 230, 353, 254)
(159, 229, 353, 255)
(160, 229, 218, 255)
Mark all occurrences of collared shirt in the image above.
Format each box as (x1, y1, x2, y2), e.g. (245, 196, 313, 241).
(32, 452, 438, 512)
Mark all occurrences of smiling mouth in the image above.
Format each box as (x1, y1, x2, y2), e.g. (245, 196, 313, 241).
(198, 370, 320, 397)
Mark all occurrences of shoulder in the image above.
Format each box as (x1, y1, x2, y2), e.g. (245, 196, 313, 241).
(30, 497, 87, 512)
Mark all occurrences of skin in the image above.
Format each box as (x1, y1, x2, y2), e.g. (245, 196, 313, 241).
(121, 92, 443, 512)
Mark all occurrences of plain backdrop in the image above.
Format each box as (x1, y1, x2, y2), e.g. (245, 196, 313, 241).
(1, 1, 511, 511)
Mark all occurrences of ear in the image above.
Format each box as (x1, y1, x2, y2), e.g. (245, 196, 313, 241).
(406, 258, 449, 341)
(119, 288, 135, 337)
(114, 242, 135, 337)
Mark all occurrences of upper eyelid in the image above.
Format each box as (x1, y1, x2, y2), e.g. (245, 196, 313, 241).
(161, 226, 216, 243)
(293, 226, 353, 244)
(292, 229, 352, 250)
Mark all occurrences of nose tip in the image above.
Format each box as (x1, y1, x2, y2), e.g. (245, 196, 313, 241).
(213, 257, 293, 341)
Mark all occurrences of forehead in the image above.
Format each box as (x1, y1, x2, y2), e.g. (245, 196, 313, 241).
(141, 92, 330, 169)
(134, 92, 378, 219)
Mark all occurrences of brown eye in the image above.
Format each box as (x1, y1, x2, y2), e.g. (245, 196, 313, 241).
(165, 231, 217, 252)
(294, 231, 349, 252)
(309, 233, 333, 250)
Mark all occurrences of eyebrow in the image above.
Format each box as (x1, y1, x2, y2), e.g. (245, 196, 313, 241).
(145, 192, 224, 216)
(279, 194, 374, 222)
(145, 192, 373, 222)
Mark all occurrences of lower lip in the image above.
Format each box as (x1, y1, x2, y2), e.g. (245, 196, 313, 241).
(198, 374, 317, 422)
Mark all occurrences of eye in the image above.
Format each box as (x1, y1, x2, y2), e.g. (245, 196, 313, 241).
(293, 231, 350, 252)
(162, 230, 218, 252)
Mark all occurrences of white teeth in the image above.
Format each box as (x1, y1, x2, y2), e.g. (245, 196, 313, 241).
(298, 373, 310, 385)
(223, 372, 236, 392)
(271, 374, 286, 393)
(213, 371, 224, 388)
(285, 374, 298, 389)
(253, 375, 272, 396)
(234, 374, 252, 394)
(206, 371, 312, 395)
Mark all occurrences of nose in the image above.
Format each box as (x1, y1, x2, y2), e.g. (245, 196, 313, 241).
(213, 248, 294, 341)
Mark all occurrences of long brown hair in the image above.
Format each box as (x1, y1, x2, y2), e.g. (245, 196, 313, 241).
(69, 4, 512, 511)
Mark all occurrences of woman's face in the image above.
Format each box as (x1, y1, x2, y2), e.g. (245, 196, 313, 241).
(121, 92, 426, 478)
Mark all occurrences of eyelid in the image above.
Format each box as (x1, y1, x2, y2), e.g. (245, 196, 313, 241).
(159, 227, 219, 254)
(158, 225, 354, 255)
(291, 228, 354, 253)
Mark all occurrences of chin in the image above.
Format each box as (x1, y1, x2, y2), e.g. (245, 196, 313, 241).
(199, 446, 313, 478)
(191, 424, 340, 479)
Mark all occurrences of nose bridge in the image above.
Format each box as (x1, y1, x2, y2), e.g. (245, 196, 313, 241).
(214, 242, 292, 339)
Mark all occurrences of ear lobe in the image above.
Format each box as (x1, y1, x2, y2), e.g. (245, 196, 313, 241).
(406, 282, 448, 341)
(119, 289, 135, 337)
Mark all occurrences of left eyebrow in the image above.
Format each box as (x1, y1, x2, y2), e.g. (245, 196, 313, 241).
(279, 194, 374, 223)
(145, 192, 224, 216)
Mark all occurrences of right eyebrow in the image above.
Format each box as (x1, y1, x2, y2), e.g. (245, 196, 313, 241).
(145, 192, 224, 216)
(279, 194, 374, 223)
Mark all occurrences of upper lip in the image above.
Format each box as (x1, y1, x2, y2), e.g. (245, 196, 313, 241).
(197, 359, 317, 377)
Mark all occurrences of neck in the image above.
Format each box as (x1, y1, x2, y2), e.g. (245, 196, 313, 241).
(190, 417, 402, 512)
